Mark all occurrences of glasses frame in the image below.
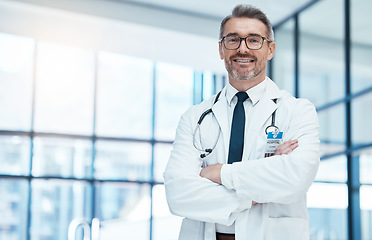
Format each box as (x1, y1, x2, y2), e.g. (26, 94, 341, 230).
(220, 35, 272, 50)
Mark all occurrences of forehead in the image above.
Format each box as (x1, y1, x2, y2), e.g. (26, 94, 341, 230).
(223, 17, 267, 37)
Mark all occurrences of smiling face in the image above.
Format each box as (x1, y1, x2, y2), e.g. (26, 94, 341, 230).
(219, 17, 276, 91)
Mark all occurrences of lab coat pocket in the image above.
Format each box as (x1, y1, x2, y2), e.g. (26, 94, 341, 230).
(266, 217, 309, 240)
(179, 218, 204, 240)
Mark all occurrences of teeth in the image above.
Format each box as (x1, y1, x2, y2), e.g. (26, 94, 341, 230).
(235, 59, 253, 63)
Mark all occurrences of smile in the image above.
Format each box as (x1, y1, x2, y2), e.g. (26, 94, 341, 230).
(234, 59, 254, 63)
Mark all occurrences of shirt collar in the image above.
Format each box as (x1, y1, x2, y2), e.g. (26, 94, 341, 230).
(225, 77, 268, 106)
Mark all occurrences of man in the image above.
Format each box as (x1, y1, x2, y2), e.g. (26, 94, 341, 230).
(164, 4, 319, 240)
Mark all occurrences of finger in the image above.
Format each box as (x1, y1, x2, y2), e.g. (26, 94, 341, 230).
(280, 143, 298, 154)
(275, 141, 298, 155)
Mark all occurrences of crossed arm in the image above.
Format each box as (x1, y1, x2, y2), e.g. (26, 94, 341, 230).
(200, 139, 299, 185)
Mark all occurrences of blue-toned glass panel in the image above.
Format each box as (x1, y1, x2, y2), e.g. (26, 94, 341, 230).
(0, 135, 30, 176)
(0, 33, 34, 131)
(273, 19, 295, 95)
(155, 62, 193, 141)
(30, 179, 92, 240)
(32, 137, 92, 178)
(315, 155, 347, 183)
(351, 0, 372, 93)
(359, 147, 372, 184)
(95, 182, 150, 240)
(152, 184, 182, 240)
(153, 143, 172, 183)
(0, 179, 28, 240)
(202, 71, 215, 100)
(318, 103, 346, 157)
(34, 42, 95, 135)
(299, 0, 345, 106)
(96, 52, 153, 139)
(361, 185, 372, 240)
(351, 92, 372, 146)
(308, 183, 348, 239)
(94, 140, 152, 181)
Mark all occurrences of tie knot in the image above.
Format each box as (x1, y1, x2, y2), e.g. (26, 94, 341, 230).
(236, 92, 248, 102)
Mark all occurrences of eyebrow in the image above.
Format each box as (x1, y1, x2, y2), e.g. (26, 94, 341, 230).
(223, 32, 263, 38)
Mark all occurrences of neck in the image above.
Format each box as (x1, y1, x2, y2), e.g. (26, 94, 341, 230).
(229, 76, 266, 92)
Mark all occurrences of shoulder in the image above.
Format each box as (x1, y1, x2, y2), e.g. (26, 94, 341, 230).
(277, 90, 318, 124)
(278, 90, 315, 110)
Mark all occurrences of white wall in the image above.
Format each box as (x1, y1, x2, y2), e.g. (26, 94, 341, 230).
(0, 0, 226, 73)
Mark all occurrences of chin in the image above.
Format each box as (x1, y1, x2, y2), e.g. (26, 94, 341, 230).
(232, 72, 257, 81)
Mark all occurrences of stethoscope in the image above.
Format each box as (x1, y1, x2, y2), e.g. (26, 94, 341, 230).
(193, 91, 279, 158)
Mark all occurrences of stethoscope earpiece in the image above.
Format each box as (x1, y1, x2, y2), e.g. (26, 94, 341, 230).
(200, 148, 213, 158)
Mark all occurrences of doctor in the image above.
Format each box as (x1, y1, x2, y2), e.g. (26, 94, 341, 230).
(164, 4, 320, 240)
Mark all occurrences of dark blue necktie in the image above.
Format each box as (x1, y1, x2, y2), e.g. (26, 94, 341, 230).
(228, 92, 249, 164)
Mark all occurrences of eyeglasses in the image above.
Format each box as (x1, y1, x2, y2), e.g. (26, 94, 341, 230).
(220, 35, 271, 50)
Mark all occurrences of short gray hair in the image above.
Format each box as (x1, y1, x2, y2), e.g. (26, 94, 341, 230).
(219, 4, 274, 41)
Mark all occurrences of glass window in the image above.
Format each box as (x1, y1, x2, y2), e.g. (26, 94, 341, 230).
(30, 179, 92, 240)
(155, 62, 193, 141)
(361, 185, 372, 240)
(202, 71, 215, 100)
(315, 155, 347, 183)
(193, 72, 203, 104)
(0, 179, 29, 240)
(351, 0, 372, 93)
(299, 0, 345, 106)
(215, 74, 226, 93)
(0, 135, 30, 176)
(273, 19, 295, 95)
(96, 52, 154, 139)
(0, 33, 34, 131)
(33, 42, 95, 135)
(352, 92, 372, 145)
(152, 184, 182, 240)
(95, 182, 150, 240)
(32, 137, 93, 178)
(154, 143, 172, 183)
(318, 103, 346, 157)
(94, 140, 152, 181)
(358, 147, 372, 184)
(307, 183, 348, 239)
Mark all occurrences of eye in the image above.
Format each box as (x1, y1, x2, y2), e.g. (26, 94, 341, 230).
(248, 37, 260, 43)
(226, 36, 239, 43)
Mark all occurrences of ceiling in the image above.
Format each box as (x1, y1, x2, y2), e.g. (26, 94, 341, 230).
(106, 0, 316, 26)
(7, 0, 318, 39)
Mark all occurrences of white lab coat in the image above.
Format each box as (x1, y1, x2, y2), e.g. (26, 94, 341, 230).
(163, 78, 320, 240)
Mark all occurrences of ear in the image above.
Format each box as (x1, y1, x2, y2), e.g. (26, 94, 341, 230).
(267, 41, 276, 61)
(219, 42, 224, 60)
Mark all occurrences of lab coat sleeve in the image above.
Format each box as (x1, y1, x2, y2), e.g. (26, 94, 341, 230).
(223, 99, 320, 204)
(163, 108, 252, 225)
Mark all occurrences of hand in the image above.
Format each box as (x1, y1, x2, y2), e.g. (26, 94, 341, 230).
(274, 139, 298, 155)
(200, 164, 222, 184)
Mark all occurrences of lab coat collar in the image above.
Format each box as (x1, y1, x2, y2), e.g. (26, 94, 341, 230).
(225, 77, 272, 106)
(211, 77, 282, 161)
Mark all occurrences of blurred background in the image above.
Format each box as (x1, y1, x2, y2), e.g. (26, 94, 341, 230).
(0, 0, 371, 239)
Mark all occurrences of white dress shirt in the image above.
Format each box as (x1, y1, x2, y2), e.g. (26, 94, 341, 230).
(216, 79, 268, 234)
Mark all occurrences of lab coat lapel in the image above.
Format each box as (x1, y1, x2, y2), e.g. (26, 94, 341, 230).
(211, 88, 230, 161)
(244, 79, 281, 159)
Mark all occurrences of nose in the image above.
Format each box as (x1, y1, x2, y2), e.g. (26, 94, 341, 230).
(237, 38, 250, 53)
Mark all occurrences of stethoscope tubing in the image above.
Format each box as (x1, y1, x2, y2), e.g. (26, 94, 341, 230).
(193, 92, 279, 158)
